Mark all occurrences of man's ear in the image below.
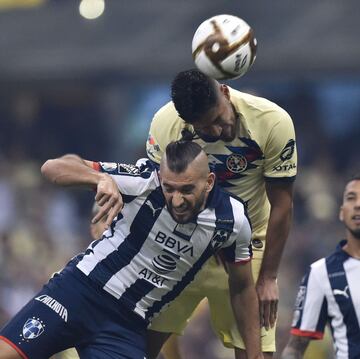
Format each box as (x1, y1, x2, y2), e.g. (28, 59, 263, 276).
(339, 206, 344, 222)
(220, 84, 230, 100)
(206, 172, 216, 192)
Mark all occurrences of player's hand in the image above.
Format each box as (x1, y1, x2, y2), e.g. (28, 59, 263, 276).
(256, 276, 278, 330)
(93, 173, 123, 228)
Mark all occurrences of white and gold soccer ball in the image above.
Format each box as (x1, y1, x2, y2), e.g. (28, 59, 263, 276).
(192, 14, 257, 80)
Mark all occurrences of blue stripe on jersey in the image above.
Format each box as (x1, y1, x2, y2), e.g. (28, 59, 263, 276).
(221, 241, 236, 262)
(213, 188, 235, 260)
(122, 194, 137, 203)
(326, 254, 360, 359)
(88, 187, 165, 287)
(316, 296, 328, 333)
(118, 278, 155, 311)
(146, 243, 214, 321)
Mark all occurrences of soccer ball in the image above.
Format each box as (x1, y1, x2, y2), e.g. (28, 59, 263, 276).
(192, 14, 257, 80)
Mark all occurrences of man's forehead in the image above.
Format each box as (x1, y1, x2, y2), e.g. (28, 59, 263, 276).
(344, 180, 360, 195)
(161, 169, 199, 186)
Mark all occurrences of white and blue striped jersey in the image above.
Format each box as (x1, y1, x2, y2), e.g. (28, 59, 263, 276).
(291, 240, 360, 359)
(76, 160, 252, 324)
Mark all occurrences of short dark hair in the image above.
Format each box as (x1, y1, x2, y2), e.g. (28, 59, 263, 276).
(171, 69, 218, 124)
(345, 174, 360, 186)
(165, 140, 203, 173)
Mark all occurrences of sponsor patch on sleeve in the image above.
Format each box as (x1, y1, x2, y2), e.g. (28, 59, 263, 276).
(280, 139, 295, 161)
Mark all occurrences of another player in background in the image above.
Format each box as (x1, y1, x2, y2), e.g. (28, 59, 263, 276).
(281, 175, 360, 359)
(0, 141, 263, 359)
(146, 69, 297, 359)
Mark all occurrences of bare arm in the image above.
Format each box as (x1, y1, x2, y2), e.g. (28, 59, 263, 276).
(281, 335, 311, 359)
(41, 154, 123, 228)
(227, 261, 263, 359)
(257, 180, 294, 329)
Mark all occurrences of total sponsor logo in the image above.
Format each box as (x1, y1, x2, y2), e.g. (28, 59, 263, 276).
(35, 294, 68, 322)
(280, 139, 295, 161)
(272, 163, 296, 172)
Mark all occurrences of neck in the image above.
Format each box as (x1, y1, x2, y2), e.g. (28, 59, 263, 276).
(343, 235, 360, 259)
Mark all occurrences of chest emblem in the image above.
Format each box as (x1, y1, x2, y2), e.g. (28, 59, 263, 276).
(226, 154, 248, 173)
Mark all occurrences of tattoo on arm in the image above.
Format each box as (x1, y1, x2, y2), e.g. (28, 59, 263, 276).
(281, 335, 310, 359)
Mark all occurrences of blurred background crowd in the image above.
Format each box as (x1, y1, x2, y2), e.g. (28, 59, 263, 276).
(0, 1, 359, 358)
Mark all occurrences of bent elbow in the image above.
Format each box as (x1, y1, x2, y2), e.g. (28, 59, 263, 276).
(41, 159, 58, 182)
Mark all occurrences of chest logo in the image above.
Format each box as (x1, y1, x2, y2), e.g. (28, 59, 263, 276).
(333, 285, 349, 299)
(152, 249, 179, 275)
(226, 154, 247, 173)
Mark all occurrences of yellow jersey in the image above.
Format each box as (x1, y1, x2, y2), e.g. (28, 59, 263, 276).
(146, 87, 297, 240)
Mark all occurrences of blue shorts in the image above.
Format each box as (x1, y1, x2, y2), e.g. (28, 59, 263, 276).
(0, 263, 147, 359)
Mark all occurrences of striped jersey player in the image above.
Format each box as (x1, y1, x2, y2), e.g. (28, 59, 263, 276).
(0, 141, 263, 359)
(290, 244, 360, 358)
(282, 175, 360, 359)
(77, 158, 251, 322)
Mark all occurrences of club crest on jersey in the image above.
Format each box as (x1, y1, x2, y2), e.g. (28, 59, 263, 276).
(280, 139, 295, 161)
(226, 154, 247, 173)
(211, 229, 231, 251)
(21, 318, 45, 341)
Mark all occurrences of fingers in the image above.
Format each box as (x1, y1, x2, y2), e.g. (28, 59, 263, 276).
(92, 198, 123, 226)
(270, 300, 278, 328)
(262, 301, 270, 330)
(259, 300, 278, 330)
(105, 200, 123, 228)
(93, 174, 124, 227)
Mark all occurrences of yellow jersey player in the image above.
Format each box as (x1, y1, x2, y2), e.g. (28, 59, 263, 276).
(146, 69, 297, 359)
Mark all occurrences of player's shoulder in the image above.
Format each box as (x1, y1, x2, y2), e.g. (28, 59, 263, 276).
(307, 257, 328, 282)
(211, 186, 247, 223)
(310, 257, 326, 270)
(152, 101, 184, 131)
(229, 87, 293, 126)
(150, 101, 186, 142)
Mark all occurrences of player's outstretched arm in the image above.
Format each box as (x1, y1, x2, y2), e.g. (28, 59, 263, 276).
(257, 180, 294, 329)
(41, 154, 123, 228)
(280, 335, 310, 359)
(227, 261, 263, 359)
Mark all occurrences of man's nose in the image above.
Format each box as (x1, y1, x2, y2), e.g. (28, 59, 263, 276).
(209, 125, 222, 138)
(354, 198, 360, 208)
(172, 192, 184, 207)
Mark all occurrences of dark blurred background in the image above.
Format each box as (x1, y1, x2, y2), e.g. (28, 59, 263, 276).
(0, 1, 359, 358)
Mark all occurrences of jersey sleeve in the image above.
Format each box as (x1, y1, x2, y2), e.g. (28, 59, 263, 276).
(92, 160, 158, 197)
(290, 264, 328, 339)
(146, 103, 184, 164)
(221, 197, 252, 264)
(263, 111, 297, 181)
